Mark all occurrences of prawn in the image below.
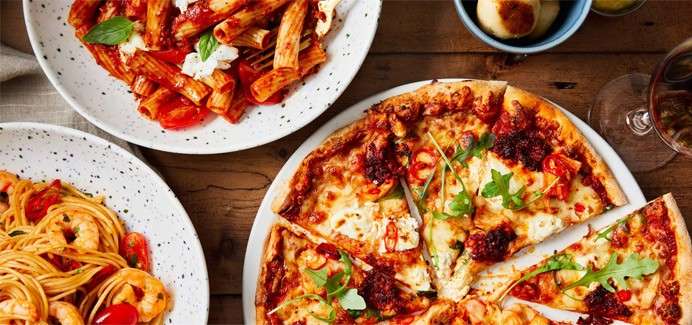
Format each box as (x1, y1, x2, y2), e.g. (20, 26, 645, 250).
(49, 301, 84, 325)
(0, 299, 38, 324)
(111, 269, 168, 322)
(48, 212, 99, 251)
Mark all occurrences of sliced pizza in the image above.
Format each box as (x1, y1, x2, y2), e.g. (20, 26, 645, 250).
(508, 194, 691, 325)
(255, 224, 431, 324)
(272, 118, 432, 291)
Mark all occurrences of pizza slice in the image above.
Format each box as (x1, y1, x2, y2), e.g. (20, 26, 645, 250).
(255, 224, 431, 324)
(272, 117, 432, 291)
(508, 194, 691, 325)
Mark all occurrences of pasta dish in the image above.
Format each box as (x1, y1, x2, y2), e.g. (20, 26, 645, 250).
(0, 171, 169, 324)
(67, 0, 341, 130)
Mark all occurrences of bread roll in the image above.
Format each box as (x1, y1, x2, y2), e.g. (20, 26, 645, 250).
(527, 0, 560, 39)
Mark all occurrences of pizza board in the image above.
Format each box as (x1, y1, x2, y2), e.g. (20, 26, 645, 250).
(241, 79, 647, 324)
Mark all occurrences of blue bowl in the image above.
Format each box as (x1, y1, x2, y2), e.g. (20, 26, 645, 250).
(454, 0, 592, 54)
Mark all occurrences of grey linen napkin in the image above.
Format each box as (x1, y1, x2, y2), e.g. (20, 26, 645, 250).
(0, 44, 144, 157)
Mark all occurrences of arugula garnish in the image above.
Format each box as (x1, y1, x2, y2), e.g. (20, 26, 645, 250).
(414, 169, 436, 212)
(562, 253, 659, 293)
(452, 132, 495, 167)
(427, 132, 474, 217)
(481, 169, 526, 210)
(83, 16, 134, 45)
(268, 294, 335, 322)
(198, 30, 220, 62)
(517, 254, 584, 284)
(594, 217, 629, 242)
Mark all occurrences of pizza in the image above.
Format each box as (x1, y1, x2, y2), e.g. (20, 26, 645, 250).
(508, 194, 692, 325)
(256, 80, 688, 324)
(368, 82, 625, 300)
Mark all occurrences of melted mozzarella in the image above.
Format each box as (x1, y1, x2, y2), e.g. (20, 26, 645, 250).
(376, 215, 420, 253)
(330, 201, 378, 241)
(173, 0, 198, 12)
(398, 264, 432, 291)
(526, 213, 564, 243)
(118, 23, 147, 62)
(181, 44, 239, 80)
(438, 252, 473, 301)
(315, 0, 342, 38)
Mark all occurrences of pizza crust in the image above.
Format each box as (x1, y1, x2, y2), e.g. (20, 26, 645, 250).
(254, 224, 283, 324)
(502, 86, 627, 206)
(662, 193, 692, 325)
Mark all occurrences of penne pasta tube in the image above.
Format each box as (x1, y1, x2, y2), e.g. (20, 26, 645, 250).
(273, 0, 308, 69)
(298, 43, 328, 77)
(128, 51, 211, 105)
(213, 0, 291, 44)
(231, 28, 272, 50)
(200, 70, 236, 93)
(76, 27, 136, 84)
(222, 95, 249, 124)
(124, 0, 147, 20)
(206, 89, 234, 115)
(68, 0, 102, 28)
(138, 87, 176, 119)
(131, 75, 157, 97)
(97, 0, 122, 23)
(250, 68, 299, 103)
(144, 0, 172, 50)
(172, 0, 247, 40)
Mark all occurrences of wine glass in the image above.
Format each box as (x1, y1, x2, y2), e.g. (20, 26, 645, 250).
(589, 38, 692, 172)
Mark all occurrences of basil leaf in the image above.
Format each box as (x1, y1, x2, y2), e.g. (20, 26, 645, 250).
(339, 288, 366, 310)
(562, 253, 659, 292)
(83, 16, 134, 45)
(198, 30, 219, 62)
(304, 268, 328, 287)
(8, 230, 26, 237)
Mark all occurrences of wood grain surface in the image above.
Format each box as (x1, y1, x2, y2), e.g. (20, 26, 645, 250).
(2, 1, 691, 323)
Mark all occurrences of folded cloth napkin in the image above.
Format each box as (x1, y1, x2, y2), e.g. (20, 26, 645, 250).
(0, 43, 144, 157)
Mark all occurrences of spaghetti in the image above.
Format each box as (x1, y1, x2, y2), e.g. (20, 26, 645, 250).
(0, 171, 170, 324)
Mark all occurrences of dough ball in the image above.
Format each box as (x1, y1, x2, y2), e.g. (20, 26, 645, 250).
(477, 0, 541, 39)
(527, 0, 560, 39)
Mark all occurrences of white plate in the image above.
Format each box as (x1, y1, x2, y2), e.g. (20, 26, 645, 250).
(0, 122, 209, 324)
(242, 79, 647, 323)
(23, 0, 381, 154)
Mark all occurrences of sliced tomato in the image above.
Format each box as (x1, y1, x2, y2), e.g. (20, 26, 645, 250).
(616, 289, 632, 302)
(542, 154, 582, 201)
(236, 60, 284, 105)
(148, 47, 190, 65)
(119, 232, 151, 272)
(384, 221, 398, 253)
(26, 180, 62, 223)
(87, 264, 118, 291)
(94, 303, 138, 325)
(408, 147, 436, 185)
(157, 97, 209, 130)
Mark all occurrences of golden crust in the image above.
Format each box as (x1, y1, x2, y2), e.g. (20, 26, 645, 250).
(662, 193, 692, 325)
(502, 85, 627, 206)
(254, 224, 284, 324)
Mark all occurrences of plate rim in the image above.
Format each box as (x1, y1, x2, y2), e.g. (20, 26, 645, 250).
(0, 121, 210, 324)
(22, 0, 382, 155)
(241, 79, 647, 324)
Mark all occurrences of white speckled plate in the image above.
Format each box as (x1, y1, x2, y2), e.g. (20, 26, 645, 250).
(0, 122, 209, 324)
(242, 80, 646, 323)
(23, 0, 381, 154)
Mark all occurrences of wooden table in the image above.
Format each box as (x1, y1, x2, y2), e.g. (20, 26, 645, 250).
(2, 1, 691, 323)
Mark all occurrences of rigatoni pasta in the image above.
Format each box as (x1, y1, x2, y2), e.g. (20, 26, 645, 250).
(69, 0, 342, 130)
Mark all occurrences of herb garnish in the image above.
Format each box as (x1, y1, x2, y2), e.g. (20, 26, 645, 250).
(427, 132, 474, 217)
(198, 30, 219, 62)
(562, 253, 659, 292)
(83, 16, 134, 45)
(481, 169, 530, 210)
(516, 254, 584, 284)
(451, 132, 495, 167)
(594, 217, 629, 242)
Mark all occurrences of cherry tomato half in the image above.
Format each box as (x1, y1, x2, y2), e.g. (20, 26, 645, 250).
(157, 97, 209, 130)
(149, 47, 190, 65)
(87, 264, 118, 291)
(384, 221, 398, 253)
(26, 179, 62, 223)
(236, 60, 284, 105)
(42, 253, 81, 272)
(616, 289, 632, 302)
(94, 303, 138, 325)
(119, 232, 151, 272)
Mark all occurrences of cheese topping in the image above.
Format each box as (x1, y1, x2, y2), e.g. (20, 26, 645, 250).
(438, 252, 473, 301)
(398, 264, 432, 291)
(173, 0, 198, 12)
(526, 213, 564, 243)
(330, 201, 378, 241)
(315, 0, 342, 38)
(376, 216, 420, 253)
(118, 22, 147, 62)
(181, 43, 239, 80)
